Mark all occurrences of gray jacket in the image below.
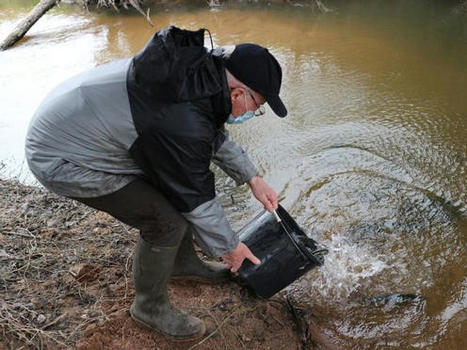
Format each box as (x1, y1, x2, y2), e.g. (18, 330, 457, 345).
(25, 57, 258, 257)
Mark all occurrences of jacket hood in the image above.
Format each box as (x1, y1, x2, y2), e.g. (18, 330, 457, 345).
(128, 26, 231, 124)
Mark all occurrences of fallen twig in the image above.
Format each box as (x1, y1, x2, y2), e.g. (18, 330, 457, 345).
(4, 231, 35, 239)
(285, 295, 313, 350)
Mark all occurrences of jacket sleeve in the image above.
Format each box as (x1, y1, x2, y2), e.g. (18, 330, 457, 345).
(212, 130, 259, 186)
(182, 199, 239, 257)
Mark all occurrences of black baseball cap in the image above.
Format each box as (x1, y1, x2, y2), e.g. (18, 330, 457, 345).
(223, 43, 287, 118)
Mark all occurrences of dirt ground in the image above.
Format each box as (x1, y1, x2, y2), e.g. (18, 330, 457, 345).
(0, 179, 314, 349)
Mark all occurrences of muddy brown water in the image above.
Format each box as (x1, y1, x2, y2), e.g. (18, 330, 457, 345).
(1, 0, 466, 348)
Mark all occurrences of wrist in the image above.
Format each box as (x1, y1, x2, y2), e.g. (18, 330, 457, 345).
(248, 175, 262, 187)
(223, 242, 241, 257)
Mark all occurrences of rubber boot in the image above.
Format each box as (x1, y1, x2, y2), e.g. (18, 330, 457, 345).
(171, 229, 230, 282)
(130, 237, 206, 340)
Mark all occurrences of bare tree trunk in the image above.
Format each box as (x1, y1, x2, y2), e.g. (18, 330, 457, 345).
(0, 0, 60, 51)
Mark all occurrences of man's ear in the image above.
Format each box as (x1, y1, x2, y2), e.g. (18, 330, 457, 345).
(230, 87, 243, 101)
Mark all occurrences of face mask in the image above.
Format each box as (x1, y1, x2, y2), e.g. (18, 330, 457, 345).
(226, 110, 255, 124)
(226, 90, 255, 124)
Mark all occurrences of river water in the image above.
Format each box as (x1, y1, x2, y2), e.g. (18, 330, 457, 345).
(1, 0, 466, 348)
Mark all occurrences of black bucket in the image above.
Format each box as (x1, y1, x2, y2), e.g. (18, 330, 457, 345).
(237, 205, 326, 298)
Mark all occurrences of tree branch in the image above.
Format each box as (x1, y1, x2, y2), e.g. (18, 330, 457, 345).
(0, 0, 60, 51)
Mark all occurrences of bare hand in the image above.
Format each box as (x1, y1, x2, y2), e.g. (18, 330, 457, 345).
(248, 176, 278, 212)
(222, 242, 261, 273)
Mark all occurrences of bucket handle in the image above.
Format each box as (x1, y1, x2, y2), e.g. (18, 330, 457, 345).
(273, 209, 328, 264)
(273, 210, 309, 261)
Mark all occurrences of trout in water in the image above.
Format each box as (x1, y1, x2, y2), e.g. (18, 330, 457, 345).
(362, 293, 423, 307)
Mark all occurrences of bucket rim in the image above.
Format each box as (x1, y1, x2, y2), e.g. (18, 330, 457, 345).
(276, 205, 325, 266)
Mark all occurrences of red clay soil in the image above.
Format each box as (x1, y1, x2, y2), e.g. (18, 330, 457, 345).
(0, 179, 311, 349)
(77, 280, 300, 350)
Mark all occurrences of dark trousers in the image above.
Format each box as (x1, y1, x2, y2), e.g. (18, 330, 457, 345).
(73, 178, 187, 247)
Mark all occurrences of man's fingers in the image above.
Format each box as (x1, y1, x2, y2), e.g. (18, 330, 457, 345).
(260, 194, 274, 212)
(261, 190, 278, 212)
(250, 178, 278, 211)
(266, 191, 278, 210)
(250, 256, 261, 265)
(231, 258, 243, 273)
(265, 200, 274, 212)
(247, 251, 261, 265)
(242, 244, 261, 265)
(271, 194, 278, 209)
(224, 243, 261, 274)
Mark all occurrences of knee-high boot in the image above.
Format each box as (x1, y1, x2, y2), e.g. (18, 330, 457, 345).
(130, 237, 205, 340)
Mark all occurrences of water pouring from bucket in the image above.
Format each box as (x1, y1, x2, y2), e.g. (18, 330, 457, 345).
(236, 205, 328, 298)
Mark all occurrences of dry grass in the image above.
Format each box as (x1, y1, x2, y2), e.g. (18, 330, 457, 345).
(0, 179, 137, 349)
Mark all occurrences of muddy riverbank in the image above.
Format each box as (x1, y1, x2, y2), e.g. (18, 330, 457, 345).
(0, 178, 313, 349)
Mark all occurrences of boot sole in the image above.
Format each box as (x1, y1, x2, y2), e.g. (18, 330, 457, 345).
(130, 311, 206, 342)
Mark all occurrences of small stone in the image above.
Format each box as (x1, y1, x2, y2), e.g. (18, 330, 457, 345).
(64, 221, 75, 227)
(0, 249, 11, 259)
(68, 263, 100, 282)
(36, 314, 46, 324)
(21, 202, 30, 215)
(47, 219, 58, 227)
(241, 334, 251, 342)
